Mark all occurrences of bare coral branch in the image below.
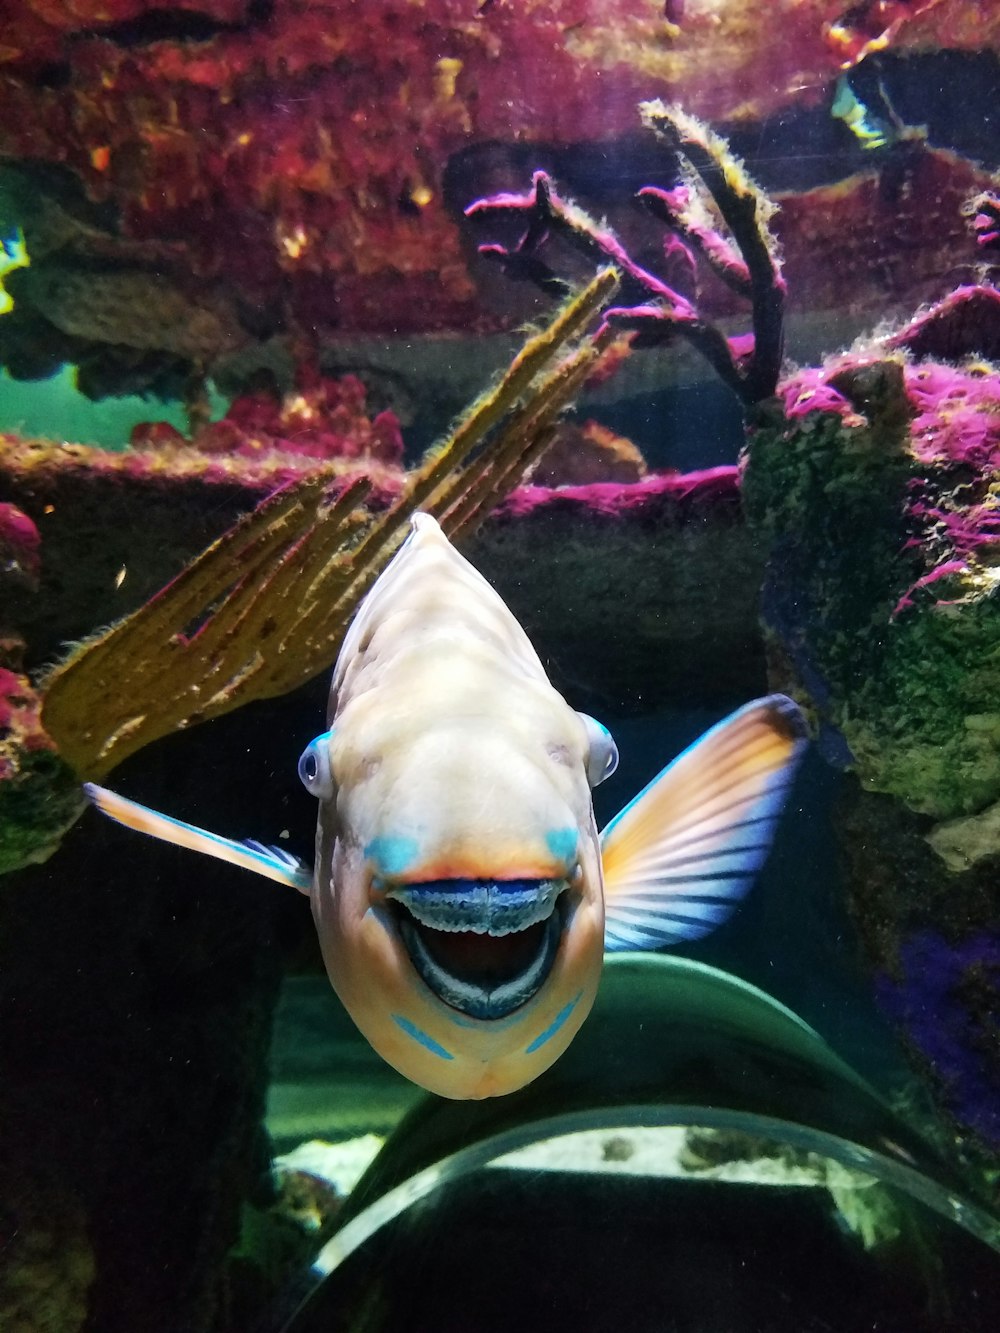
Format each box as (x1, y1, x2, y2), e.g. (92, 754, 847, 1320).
(466, 103, 785, 409)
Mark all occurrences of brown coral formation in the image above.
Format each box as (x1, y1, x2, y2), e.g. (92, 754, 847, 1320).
(527, 419, 647, 487)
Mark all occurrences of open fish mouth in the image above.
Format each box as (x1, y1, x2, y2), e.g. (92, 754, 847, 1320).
(387, 878, 568, 1020)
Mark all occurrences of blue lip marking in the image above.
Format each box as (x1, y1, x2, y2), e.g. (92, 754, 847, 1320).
(525, 990, 583, 1054)
(364, 834, 420, 877)
(546, 827, 578, 865)
(392, 1013, 454, 1060)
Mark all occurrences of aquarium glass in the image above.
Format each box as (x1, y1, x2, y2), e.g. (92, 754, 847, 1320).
(2, 5, 1000, 1332)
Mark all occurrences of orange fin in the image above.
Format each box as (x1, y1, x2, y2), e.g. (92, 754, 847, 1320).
(600, 696, 807, 951)
(85, 783, 312, 895)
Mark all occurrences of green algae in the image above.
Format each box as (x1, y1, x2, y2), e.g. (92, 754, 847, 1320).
(0, 748, 83, 875)
(743, 370, 1000, 821)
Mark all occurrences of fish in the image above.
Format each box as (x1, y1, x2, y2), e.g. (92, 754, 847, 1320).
(86, 512, 806, 1100)
(832, 76, 894, 150)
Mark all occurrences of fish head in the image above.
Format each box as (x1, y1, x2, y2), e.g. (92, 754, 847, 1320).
(301, 702, 618, 1099)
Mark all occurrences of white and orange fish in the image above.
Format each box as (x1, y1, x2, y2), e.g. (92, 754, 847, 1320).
(86, 513, 806, 1100)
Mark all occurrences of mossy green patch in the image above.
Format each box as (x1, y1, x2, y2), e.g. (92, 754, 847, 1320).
(744, 369, 1000, 820)
(0, 749, 83, 875)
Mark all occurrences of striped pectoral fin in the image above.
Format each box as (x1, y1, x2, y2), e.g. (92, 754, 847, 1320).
(84, 783, 313, 894)
(599, 695, 808, 953)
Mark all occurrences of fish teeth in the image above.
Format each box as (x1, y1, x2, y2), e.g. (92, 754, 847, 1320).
(388, 877, 564, 936)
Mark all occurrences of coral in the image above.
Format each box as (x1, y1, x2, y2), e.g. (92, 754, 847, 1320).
(132, 370, 405, 466)
(39, 267, 619, 780)
(743, 351, 1000, 820)
(970, 191, 1000, 252)
(493, 463, 738, 524)
(466, 103, 784, 409)
(876, 930, 1000, 1150)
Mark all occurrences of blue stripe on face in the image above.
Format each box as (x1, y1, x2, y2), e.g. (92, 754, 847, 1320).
(545, 827, 578, 865)
(391, 1013, 454, 1060)
(525, 990, 583, 1054)
(364, 834, 420, 877)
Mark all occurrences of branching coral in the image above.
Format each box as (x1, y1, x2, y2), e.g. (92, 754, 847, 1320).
(39, 267, 619, 780)
(465, 102, 784, 410)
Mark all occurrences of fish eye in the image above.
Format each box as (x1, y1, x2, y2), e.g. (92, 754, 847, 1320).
(297, 731, 335, 800)
(577, 713, 619, 786)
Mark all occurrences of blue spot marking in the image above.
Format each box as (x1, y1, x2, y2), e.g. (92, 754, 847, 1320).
(364, 834, 420, 876)
(546, 827, 578, 865)
(391, 1013, 454, 1060)
(525, 990, 583, 1054)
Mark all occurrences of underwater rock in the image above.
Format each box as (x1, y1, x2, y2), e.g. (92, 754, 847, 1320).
(0, 795, 294, 1333)
(0, 1162, 95, 1333)
(0, 432, 404, 667)
(772, 144, 1000, 324)
(744, 351, 1000, 821)
(886, 285, 1000, 363)
(743, 342, 1000, 1158)
(526, 418, 647, 487)
(4, 260, 247, 364)
(927, 797, 1000, 872)
(0, 437, 763, 723)
(467, 466, 762, 712)
(836, 778, 1000, 1156)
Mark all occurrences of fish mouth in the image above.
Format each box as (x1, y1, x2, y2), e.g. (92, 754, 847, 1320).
(387, 878, 569, 1021)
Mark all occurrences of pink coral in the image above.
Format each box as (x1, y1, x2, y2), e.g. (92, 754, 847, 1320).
(495, 466, 740, 523)
(0, 503, 41, 589)
(132, 372, 404, 465)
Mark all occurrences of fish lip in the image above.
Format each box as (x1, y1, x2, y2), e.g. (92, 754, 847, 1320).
(389, 878, 570, 1021)
(386, 876, 566, 936)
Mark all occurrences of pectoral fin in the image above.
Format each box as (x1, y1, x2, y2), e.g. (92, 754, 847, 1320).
(84, 783, 313, 894)
(600, 695, 807, 952)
